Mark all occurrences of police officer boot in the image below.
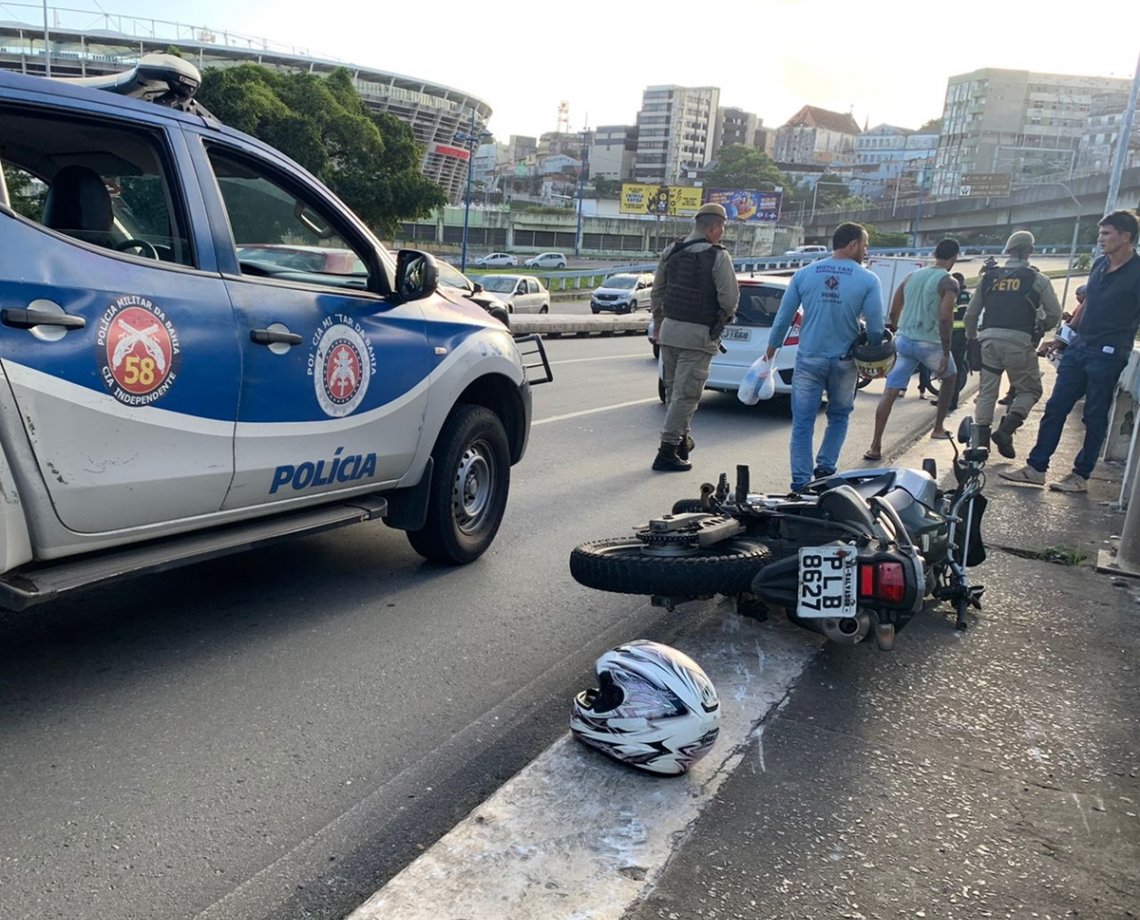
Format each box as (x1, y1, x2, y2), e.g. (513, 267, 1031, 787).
(975, 424, 991, 451)
(652, 441, 692, 472)
(676, 433, 695, 462)
(990, 414, 1023, 460)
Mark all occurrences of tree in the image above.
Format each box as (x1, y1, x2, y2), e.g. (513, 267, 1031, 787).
(704, 145, 787, 191)
(197, 64, 445, 236)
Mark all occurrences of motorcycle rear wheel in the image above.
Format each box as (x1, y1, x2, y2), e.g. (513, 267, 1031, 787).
(570, 537, 771, 597)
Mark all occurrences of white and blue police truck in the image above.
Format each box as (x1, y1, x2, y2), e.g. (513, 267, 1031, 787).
(0, 55, 550, 611)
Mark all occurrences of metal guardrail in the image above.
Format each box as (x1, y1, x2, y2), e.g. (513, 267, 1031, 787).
(1100, 347, 1140, 574)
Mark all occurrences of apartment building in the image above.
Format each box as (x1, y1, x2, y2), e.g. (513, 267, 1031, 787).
(632, 85, 720, 184)
(713, 106, 775, 157)
(589, 124, 638, 181)
(933, 68, 1132, 198)
(854, 123, 939, 200)
(1077, 91, 1139, 175)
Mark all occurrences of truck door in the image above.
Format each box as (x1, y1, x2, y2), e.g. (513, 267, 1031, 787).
(0, 101, 240, 533)
(187, 138, 432, 511)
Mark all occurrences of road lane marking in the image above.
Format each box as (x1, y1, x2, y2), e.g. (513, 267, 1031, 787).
(534, 397, 660, 426)
(548, 353, 649, 366)
(347, 611, 819, 920)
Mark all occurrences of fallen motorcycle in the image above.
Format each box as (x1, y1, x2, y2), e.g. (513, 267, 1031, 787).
(570, 418, 988, 650)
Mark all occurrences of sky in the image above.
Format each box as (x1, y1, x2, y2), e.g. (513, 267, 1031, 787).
(16, 0, 1140, 139)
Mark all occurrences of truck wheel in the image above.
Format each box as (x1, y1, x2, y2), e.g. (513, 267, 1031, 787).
(570, 537, 771, 597)
(407, 405, 510, 564)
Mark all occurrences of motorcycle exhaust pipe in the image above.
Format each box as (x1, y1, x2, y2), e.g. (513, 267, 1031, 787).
(803, 611, 872, 645)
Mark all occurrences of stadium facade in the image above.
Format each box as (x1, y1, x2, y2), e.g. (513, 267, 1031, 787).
(0, 8, 490, 202)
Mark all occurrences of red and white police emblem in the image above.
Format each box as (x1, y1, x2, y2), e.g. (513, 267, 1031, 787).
(312, 322, 372, 417)
(96, 295, 181, 406)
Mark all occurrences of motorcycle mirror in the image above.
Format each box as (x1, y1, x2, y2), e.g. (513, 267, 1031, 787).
(956, 416, 973, 445)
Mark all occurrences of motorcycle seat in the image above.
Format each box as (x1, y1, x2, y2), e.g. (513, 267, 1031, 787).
(822, 471, 896, 501)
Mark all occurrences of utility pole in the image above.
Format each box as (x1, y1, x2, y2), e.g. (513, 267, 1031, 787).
(1105, 49, 1140, 216)
(42, 0, 50, 77)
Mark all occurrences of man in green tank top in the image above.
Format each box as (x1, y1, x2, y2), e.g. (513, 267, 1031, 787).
(864, 239, 961, 461)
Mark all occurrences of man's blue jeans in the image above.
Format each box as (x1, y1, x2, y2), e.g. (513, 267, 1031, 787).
(1027, 343, 1128, 479)
(790, 354, 858, 489)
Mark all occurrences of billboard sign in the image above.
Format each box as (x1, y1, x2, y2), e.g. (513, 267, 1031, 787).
(620, 184, 704, 216)
(433, 143, 471, 160)
(958, 173, 1011, 198)
(703, 188, 782, 222)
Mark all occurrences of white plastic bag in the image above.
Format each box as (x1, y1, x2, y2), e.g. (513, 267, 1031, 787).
(738, 355, 776, 405)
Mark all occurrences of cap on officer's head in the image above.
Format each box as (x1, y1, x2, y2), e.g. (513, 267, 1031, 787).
(1003, 230, 1035, 253)
(1076, 284, 1087, 296)
(696, 203, 727, 220)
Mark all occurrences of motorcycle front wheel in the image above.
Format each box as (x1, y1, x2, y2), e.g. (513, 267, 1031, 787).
(570, 537, 771, 597)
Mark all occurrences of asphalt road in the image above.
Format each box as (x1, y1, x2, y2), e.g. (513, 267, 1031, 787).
(0, 341, 985, 920)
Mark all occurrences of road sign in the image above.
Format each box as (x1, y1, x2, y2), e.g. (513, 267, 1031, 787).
(959, 173, 1011, 198)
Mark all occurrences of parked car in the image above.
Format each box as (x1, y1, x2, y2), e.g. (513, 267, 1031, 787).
(437, 261, 511, 328)
(470, 252, 517, 268)
(591, 273, 654, 314)
(783, 244, 829, 258)
(654, 275, 802, 402)
(524, 251, 567, 269)
(479, 274, 551, 314)
(0, 54, 551, 611)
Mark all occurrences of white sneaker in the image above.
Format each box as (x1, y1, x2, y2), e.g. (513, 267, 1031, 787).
(1049, 472, 1088, 493)
(999, 464, 1045, 486)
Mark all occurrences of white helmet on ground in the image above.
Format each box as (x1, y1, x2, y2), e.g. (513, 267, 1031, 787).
(570, 640, 720, 775)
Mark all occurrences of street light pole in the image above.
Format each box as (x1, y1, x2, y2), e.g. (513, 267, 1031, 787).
(455, 109, 491, 274)
(42, 0, 50, 77)
(575, 125, 589, 257)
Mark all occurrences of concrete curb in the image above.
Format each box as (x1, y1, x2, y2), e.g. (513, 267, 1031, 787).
(511, 313, 651, 338)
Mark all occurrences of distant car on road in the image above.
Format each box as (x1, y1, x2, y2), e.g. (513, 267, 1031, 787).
(591, 272, 654, 314)
(236, 244, 367, 275)
(480, 273, 551, 314)
(437, 261, 511, 328)
(524, 251, 568, 269)
(783, 244, 828, 258)
(471, 252, 517, 268)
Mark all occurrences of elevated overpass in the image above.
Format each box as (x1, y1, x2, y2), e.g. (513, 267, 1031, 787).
(804, 167, 1140, 245)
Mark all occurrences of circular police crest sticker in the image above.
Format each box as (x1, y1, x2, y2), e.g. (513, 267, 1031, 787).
(313, 322, 372, 417)
(96, 295, 181, 406)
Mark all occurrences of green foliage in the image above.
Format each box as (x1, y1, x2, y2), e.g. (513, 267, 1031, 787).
(1074, 253, 1092, 272)
(705, 145, 788, 192)
(592, 177, 622, 199)
(3, 164, 46, 221)
(197, 64, 445, 236)
(865, 224, 909, 247)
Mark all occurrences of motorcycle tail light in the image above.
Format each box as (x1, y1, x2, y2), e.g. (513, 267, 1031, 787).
(858, 561, 907, 604)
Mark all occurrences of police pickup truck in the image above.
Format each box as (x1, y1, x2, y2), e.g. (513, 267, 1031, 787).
(0, 55, 550, 611)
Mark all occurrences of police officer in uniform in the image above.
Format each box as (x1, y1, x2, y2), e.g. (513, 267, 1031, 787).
(964, 230, 1061, 458)
(649, 202, 739, 472)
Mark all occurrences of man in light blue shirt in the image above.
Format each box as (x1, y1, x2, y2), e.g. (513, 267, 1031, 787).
(765, 222, 884, 490)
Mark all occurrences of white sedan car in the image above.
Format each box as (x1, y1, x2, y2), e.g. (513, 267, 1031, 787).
(524, 251, 568, 269)
(471, 252, 517, 268)
(654, 275, 802, 400)
(479, 274, 551, 314)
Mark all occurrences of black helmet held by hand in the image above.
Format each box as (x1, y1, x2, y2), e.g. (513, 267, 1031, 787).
(852, 328, 896, 380)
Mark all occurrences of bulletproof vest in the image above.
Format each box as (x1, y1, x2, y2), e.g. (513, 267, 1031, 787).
(662, 240, 723, 327)
(979, 266, 1040, 335)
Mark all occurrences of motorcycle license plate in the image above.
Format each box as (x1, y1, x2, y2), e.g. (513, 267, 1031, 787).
(721, 326, 751, 342)
(797, 546, 857, 619)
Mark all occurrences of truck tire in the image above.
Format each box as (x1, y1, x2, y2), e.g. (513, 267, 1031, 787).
(569, 537, 771, 597)
(407, 405, 510, 564)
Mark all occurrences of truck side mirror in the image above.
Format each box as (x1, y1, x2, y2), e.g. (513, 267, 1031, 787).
(394, 249, 439, 303)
